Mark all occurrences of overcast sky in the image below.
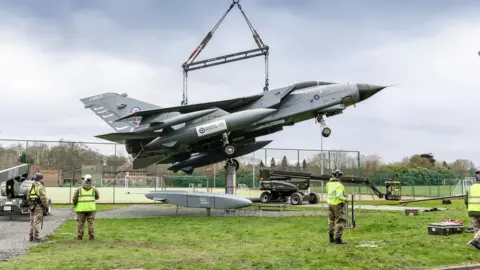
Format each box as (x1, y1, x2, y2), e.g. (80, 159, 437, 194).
(1, 0, 480, 165)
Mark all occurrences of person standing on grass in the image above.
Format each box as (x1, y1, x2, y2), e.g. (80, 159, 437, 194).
(72, 174, 100, 240)
(466, 170, 480, 250)
(326, 169, 347, 245)
(27, 172, 48, 242)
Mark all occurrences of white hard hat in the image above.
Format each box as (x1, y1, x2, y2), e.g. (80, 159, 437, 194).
(83, 174, 92, 180)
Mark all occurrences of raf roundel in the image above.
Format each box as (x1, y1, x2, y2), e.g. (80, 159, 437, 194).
(199, 127, 205, 134)
(131, 106, 141, 113)
(131, 106, 141, 126)
(313, 94, 320, 100)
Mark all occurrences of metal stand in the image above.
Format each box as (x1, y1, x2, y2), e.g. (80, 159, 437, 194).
(222, 161, 238, 215)
(344, 193, 356, 229)
(225, 162, 237, 195)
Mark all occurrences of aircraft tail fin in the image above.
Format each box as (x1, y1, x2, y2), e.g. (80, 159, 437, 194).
(80, 93, 161, 132)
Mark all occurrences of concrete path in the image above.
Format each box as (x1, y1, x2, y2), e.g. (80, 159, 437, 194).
(0, 208, 72, 261)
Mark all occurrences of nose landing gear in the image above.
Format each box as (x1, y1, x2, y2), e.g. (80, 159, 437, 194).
(222, 132, 236, 157)
(316, 114, 331, 137)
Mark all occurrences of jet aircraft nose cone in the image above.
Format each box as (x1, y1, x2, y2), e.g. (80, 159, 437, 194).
(356, 83, 387, 101)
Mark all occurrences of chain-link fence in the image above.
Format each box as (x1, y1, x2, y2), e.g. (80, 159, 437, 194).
(0, 138, 470, 204)
(0, 138, 362, 203)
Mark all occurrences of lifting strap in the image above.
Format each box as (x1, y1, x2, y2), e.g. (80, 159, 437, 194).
(181, 0, 269, 105)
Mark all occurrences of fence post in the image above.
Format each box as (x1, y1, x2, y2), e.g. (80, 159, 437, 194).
(412, 178, 415, 200)
(357, 151, 361, 193)
(264, 149, 267, 166)
(328, 151, 331, 172)
(113, 144, 116, 204)
(70, 175, 73, 205)
(438, 179, 440, 196)
(26, 140, 29, 164)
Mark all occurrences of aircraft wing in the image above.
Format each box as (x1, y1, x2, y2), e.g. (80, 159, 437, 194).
(115, 94, 263, 122)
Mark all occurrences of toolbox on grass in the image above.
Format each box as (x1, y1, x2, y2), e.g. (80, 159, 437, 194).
(428, 222, 464, 235)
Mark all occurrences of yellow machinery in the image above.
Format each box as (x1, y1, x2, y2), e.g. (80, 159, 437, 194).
(384, 180, 401, 200)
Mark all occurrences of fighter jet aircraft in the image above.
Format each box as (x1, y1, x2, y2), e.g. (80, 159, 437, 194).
(80, 81, 388, 174)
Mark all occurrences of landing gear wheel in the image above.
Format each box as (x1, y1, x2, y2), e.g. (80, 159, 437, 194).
(260, 192, 271, 203)
(316, 114, 331, 138)
(322, 127, 331, 137)
(224, 144, 236, 157)
(290, 192, 303, 205)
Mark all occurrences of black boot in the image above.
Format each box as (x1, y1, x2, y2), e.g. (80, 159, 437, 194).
(335, 237, 347, 244)
(29, 235, 33, 242)
(468, 240, 480, 250)
(329, 234, 334, 243)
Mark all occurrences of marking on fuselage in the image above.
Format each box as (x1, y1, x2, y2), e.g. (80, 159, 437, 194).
(115, 126, 129, 131)
(93, 106, 104, 110)
(195, 119, 227, 137)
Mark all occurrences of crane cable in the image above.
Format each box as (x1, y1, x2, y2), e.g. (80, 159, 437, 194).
(181, 0, 269, 105)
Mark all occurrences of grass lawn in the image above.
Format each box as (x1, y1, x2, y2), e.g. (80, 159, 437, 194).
(1, 200, 479, 270)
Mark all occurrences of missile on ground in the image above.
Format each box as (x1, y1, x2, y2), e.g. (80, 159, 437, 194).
(144, 190, 252, 209)
(144, 108, 276, 149)
(168, 140, 272, 174)
(130, 108, 219, 133)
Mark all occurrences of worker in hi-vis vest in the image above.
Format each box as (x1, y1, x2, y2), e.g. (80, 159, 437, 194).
(72, 174, 100, 240)
(325, 169, 347, 244)
(466, 170, 480, 250)
(26, 172, 48, 242)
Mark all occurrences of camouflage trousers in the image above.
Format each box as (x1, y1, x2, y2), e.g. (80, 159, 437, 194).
(29, 205, 44, 240)
(472, 216, 480, 242)
(328, 203, 346, 239)
(76, 211, 96, 240)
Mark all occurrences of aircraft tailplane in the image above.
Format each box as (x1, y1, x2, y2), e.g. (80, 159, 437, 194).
(80, 92, 161, 133)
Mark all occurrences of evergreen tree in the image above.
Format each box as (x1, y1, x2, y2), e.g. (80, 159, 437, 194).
(281, 155, 288, 168)
(18, 151, 34, 164)
(270, 157, 276, 167)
